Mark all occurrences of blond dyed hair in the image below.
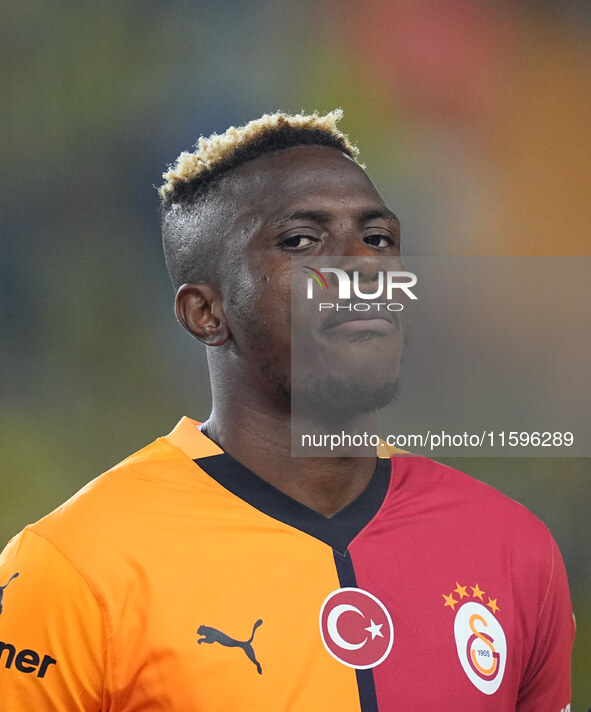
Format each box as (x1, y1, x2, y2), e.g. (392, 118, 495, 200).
(159, 109, 359, 209)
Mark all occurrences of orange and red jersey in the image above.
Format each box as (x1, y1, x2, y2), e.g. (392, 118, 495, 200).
(0, 417, 574, 710)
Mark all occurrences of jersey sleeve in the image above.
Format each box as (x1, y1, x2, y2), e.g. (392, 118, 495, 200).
(516, 534, 574, 712)
(0, 528, 109, 711)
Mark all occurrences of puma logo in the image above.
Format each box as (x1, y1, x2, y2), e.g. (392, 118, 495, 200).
(197, 619, 263, 674)
(0, 573, 19, 615)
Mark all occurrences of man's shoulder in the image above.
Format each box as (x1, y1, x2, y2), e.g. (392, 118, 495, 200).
(389, 454, 552, 541)
(0, 418, 227, 623)
(27, 418, 214, 554)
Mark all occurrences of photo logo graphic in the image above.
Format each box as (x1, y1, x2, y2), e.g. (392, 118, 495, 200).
(443, 582, 506, 694)
(319, 588, 394, 669)
(302, 266, 329, 292)
(303, 266, 417, 302)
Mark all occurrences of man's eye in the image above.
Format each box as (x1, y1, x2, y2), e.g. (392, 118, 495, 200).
(280, 235, 315, 249)
(364, 234, 392, 248)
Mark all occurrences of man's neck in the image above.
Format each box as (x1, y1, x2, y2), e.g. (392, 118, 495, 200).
(202, 401, 378, 518)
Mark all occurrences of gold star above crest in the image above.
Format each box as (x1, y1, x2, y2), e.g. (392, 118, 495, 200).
(471, 583, 485, 600)
(442, 592, 458, 610)
(454, 582, 468, 599)
(487, 597, 500, 614)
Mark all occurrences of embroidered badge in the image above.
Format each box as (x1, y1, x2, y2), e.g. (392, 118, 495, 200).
(443, 582, 506, 694)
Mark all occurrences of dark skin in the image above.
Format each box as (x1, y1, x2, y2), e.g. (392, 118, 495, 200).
(175, 146, 403, 517)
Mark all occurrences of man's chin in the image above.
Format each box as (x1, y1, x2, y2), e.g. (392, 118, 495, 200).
(291, 375, 400, 427)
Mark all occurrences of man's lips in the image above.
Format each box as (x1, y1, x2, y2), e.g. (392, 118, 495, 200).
(322, 305, 400, 332)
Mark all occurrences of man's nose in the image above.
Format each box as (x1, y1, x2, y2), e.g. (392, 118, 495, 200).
(337, 236, 381, 280)
(345, 255, 381, 284)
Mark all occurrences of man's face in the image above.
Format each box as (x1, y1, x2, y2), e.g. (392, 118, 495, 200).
(213, 145, 406, 419)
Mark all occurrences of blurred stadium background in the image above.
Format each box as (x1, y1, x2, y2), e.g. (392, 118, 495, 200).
(2, 0, 590, 705)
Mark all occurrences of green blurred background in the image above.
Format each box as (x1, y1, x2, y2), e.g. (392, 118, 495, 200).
(2, 1, 589, 706)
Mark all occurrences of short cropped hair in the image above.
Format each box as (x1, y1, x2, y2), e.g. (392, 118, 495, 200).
(159, 109, 360, 289)
(159, 109, 359, 209)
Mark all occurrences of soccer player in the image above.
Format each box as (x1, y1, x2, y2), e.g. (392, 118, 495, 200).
(0, 111, 574, 711)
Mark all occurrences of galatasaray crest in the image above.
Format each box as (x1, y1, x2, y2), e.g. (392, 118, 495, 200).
(442, 582, 506, 694)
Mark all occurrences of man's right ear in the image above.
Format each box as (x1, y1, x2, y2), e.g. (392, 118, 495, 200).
(175, 283, 230, 346)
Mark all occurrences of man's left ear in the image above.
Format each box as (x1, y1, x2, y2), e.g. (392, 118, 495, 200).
(174, 283, 229, 346)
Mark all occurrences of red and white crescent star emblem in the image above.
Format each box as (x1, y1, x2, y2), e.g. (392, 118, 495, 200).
(319, 588, 394, 669)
